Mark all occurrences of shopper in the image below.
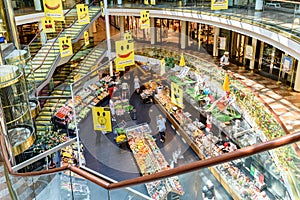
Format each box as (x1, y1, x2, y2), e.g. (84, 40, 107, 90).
(109, 99, 116, 121)
(220, 51, 230, 69)
(157, 114, 166, 143)
(202, 180, 215, 200)
(134, 76, 140, 93)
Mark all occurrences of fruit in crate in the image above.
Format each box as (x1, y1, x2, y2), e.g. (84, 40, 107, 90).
(116, 135, 127, 143)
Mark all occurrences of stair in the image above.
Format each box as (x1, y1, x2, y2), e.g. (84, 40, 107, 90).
(30, 6, 102, 93)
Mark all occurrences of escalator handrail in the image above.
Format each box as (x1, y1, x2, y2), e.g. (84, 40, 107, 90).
(26, 0, 95, 78)
(27, 0, 85, 47)
(1, 125, 300, 191)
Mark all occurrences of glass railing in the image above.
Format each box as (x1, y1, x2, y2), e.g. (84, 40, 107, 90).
(107, 0, 300, 43)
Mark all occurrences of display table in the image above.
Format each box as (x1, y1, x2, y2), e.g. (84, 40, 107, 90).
(126, 124, 184, 200)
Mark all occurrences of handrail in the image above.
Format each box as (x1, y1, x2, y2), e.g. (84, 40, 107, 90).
(27, 0, 85, 47)
(1, 127, 300, 190)
(26, 0, 95, 78)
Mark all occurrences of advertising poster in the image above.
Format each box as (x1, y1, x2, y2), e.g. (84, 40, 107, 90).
(115, 39, 135, 71)
(123, 32, 133, 42)
(245, 45, 253, 60)
(171, 82, 183, 108)
(282, 55, 293, 74)
(84, 31, 89, 46)
(42, 17, 56, 33)
(59, 36, 73, 58)
(218, 37, 226, 50)
(100, 1, 104, 17)
(140, 10, 150, 29)
(92, 107, 112, 132)
(76, 4, 90, 25)
(150, 0, 156, 5)
(160, 58, 165, 76)
(211, 0, 228, 10)
(223, 73, 230, 92)
(144, 0, 149, 5)
(43, 0, 64, 21)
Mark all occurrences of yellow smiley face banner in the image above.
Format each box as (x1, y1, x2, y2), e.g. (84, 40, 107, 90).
(211, 0, 228, 10)
(59, 36, 73, 58)
(92, 107, 112, 132)
(42, 17, 56, 33)
(100, 1, 104, 17)
(84, 31, 89, 46)
(140, 10, 150, 29)
(43, 0, 64, 21)
(144, 0, 149, 5)
(115, 39, 135, 71)
(150, 0, 156, 5)
(76, 4, 90, 25)
(123, 32, 133, 42)
(171, 82, 183, 108)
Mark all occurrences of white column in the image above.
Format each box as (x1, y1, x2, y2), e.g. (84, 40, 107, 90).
(120, 16, 125, 38)
(255, 0, 264, 11)
(213, 27, 220, 57)
(294, 62, 300, 91)
(258, 41, 264, 70)
(198, 24, 202, 50)
(249, 38, 257, 71)
(34, 0, 42, 11)
(39, 21, 47, 45)
(150, 17, 155, 45)
(104, 0, 113, 76)
(180, 21, 187, 49)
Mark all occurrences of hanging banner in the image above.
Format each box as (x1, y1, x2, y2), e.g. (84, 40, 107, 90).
(115, 39, 135, 71)
(282, 55, 293, 74)
(84, 31, 89, 46)
(223, 73, 230, 92)
(123, 32, 133, 42)
(150, 0, 156, 5)
(144, 0, 149, 5)
(43, 0, 64, 21)
(211, 0, 228, 10)
(92, 107, 112, 132)
(76, 4, 90, 25)
(218, 37, 226, 50)
(140, 10, 150, 29)
(160, 58, 165, 76)
(42, 17, 56, 33)
(245, 45, 253, 60)
(179, 53, 185, 67)
(171, 82, 183, 108)
(100, 1, 104, 17)
(59, 36, 73, 58)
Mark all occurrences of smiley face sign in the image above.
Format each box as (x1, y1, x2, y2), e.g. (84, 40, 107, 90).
(123, 32, 133, 42)
(171, 82, 183, 108)
(100, 1, 104, 17)
(42, 17, 56, 33)
(115, 39, 134, 71)
(84, 31, 89, 46)
(76, 4, 90, 25)
(43, 0, 64, 21)
(92, 107, 112, 132)
(59, 36, 73, 58)
(140, 10, 150, 29)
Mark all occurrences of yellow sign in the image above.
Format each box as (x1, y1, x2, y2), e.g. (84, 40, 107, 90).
(115, 39, 135, 71)
(84, 31, 89, 46)
(160, 58, 165, 76)
(42, 17, 56, 33)
(76, 4, 90, 25)
(140, 10, 150, 29)
(100, 1, 104, 17)
(150, 0, 156, 5)
(59, 36, 73, 58)
(179, 53, 185, 67)
(171, 82, 183, 108)
(144, 0, 149, 5)
(43, 0, 64, 21)
(74, 73, 81, 82)
(211, 0, 228, 10)
(123, 32, 133, 42)
(92, 107, 112, 132)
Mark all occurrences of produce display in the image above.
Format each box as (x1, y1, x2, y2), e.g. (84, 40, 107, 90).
(126, 124, 184, 200)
